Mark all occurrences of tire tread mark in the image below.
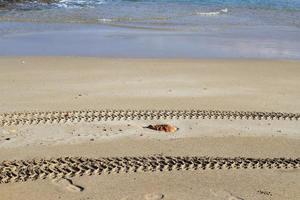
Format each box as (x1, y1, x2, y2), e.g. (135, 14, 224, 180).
(1, 110, 299, 126)
(1, 156, 299, 184)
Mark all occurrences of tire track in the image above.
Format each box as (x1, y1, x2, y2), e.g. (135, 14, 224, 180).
(1, 110, 299, 126)
(0, 156, 299, 184)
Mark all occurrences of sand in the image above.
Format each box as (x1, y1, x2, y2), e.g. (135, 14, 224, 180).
(1, 22, 300, 60)
(1, 58, 300, 112)
(0, 57, 299, 200)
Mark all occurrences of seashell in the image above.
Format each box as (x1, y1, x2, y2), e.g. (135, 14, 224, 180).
(145, 124, 177, 133)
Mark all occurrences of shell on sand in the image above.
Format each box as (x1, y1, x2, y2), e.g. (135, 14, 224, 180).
(145, 124, 177, 133)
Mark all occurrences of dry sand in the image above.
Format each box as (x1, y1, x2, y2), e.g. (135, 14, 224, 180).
(0, 57, 299, 200)
(1, 58, 300, 112)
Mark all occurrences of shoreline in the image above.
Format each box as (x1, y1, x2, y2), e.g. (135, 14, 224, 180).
(1, 22, 300, 59)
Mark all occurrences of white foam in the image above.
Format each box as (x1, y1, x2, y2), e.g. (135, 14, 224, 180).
(196, 8, 228, 16)
(56, 0, 106, 8)
(98, 18, 113, 23)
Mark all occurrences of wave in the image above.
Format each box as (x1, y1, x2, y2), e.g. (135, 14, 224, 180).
(196, 8, 228, 16)
(96, 8, 229, 24)
(54, 0, 106, 8)
(0, 0, 107, 10)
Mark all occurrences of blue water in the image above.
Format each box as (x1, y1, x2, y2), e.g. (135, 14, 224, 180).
(59, 0, 300, 10)
(0, 0, 300, 58)
(2, 0, 300, 10)
(1, 0, 300, 29)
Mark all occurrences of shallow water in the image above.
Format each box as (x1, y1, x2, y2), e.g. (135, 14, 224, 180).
(1, 0, 300, 30)
(0, 0, 300, 58)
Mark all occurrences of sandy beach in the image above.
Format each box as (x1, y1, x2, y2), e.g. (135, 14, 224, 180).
(1, 1, 300, 199)
(0, 57, 299, 200)
(1, 58, 300, 112)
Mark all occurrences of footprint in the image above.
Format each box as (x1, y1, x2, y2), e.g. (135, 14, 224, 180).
(210, 189, 243, 200)
(144, 193, 164, 200)
(52, 178, 84, 192)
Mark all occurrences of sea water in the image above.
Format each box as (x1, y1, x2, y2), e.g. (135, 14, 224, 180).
(0, 0, 300, 58)
(1, 0, 300, 30)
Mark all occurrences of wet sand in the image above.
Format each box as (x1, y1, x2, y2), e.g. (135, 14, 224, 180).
(1, 23, 300, 59)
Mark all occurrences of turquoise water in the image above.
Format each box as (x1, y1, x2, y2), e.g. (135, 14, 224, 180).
(2, 0, 300, 10)
(1, 0, 300, 30)
(0, 0, 300, 58)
